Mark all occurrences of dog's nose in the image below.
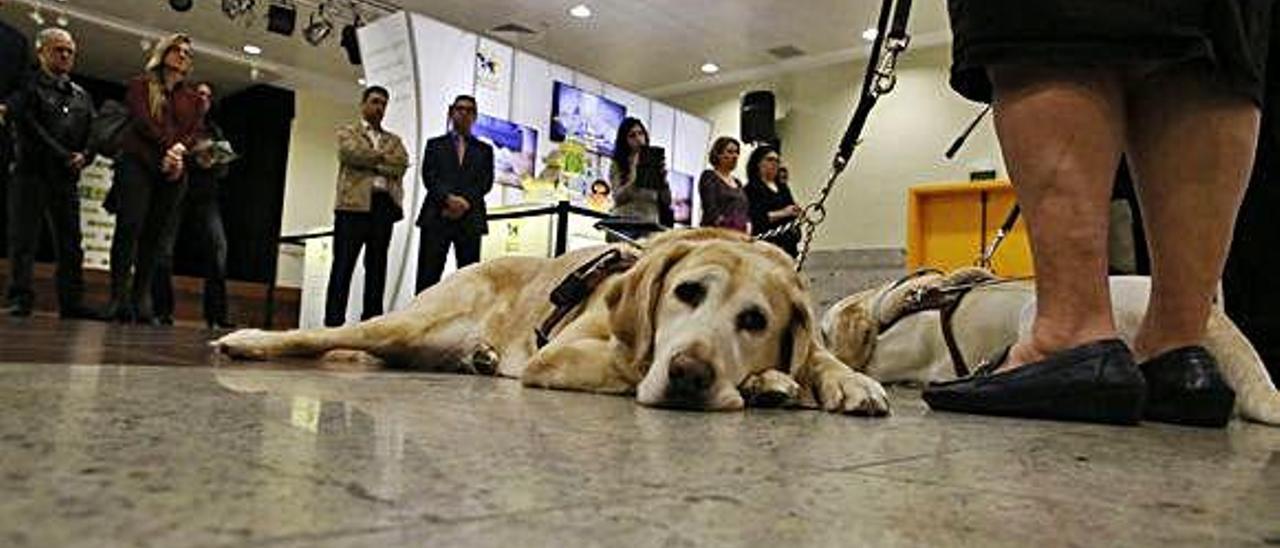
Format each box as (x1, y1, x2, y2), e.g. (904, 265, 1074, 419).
(668, 352, 715, 395)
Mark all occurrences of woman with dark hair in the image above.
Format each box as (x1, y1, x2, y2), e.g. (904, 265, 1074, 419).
(745, 145, 801, 257)
(609, 117, 671, 227)
(697, 136, 749, 232)
(107, 33, 203, 323)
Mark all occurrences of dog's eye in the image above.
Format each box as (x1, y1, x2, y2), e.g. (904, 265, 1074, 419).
(736, 308, 768, 333)
(673, 281, 706, 307)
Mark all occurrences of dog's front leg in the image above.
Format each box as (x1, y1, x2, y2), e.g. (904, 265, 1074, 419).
(740, 370, 802, 408)
(796, 349, 891, 416)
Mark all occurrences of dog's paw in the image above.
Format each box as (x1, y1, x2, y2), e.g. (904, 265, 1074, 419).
(740, 370, 802, 408)
(815, 369, 890, 416)
(212, 329, 275, 360)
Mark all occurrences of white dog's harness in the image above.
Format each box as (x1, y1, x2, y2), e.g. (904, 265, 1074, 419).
(872, 271, 1027, 378)
(535, 248, 639, 349)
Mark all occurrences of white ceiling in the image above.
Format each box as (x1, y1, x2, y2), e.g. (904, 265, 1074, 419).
(0, 0, 951, 99)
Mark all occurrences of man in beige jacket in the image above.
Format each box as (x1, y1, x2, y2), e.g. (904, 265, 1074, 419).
(324, 86, 409, 327)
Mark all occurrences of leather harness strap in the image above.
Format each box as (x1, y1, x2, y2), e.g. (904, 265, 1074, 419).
(873, 273, 1033, 378)
(535, 248, 639, 349)
(876, 283, 976, 378)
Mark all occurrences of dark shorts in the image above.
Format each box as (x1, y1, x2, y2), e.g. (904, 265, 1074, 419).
(948, 0, 1275, 106)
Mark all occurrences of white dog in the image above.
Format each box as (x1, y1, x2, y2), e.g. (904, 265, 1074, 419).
(822, 269, 1280, 425)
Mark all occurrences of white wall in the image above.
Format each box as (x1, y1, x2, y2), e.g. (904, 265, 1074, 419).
(666, 46, 1006, 251)
(277, 89, 355, 287)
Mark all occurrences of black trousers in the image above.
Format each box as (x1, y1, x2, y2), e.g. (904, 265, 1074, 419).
(324, 193, 397, 327)
(108, 155, 186, 319)
(415, 222, 481, 293)
(152, 183, 229, 321)
(5, 166, 85, 311)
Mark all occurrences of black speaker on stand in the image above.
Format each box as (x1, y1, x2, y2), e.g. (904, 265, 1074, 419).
(741, 90, 776, 145)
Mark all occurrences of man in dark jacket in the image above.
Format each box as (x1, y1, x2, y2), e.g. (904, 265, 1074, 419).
(4, 28, 98, 318)
(1, 1, 31, 259)
(415, 95, 494, 292)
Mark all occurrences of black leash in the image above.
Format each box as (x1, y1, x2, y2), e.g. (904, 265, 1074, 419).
(757, 0, 914, 269)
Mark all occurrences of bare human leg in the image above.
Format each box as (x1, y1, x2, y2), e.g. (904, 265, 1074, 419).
(1122, 65, 1260, 361)
(988, 65, 1127, 370)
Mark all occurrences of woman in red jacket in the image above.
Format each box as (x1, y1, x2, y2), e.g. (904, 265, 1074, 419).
(107, 33, 203, 323)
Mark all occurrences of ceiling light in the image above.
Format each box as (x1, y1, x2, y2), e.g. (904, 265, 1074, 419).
(303, 5, 333, 46)
(700, 62, 720, 75)
(568, 4, 592, 19)
(29, 7, 45, 25)
(243, 44, 262, 55)
(358, 78, 366, 86)
(861, 27, 878, 41)
(267, 1, 298, 36)
(222, 0, 256, 19)
(55, 12, 70, 27)
(170, 0, 194, 12)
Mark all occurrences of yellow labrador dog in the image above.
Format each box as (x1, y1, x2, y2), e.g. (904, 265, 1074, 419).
(216, 229, 889, 414)
(822, 269, 1280, 425)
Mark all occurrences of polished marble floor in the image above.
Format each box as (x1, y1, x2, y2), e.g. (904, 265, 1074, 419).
(1, 316, 1279, 547)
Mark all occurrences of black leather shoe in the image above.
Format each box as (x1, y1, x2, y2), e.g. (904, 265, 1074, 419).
(8, 304, 32, 318)
(923, 339, 1146, 425)
(155, 315, 174, 326)
(1139, 346, 1235, 428)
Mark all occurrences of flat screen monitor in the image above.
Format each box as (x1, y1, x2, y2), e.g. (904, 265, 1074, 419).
(472, 113, 538, 191)
(667, 170, 694, 225)
(550, 81, 626, 156)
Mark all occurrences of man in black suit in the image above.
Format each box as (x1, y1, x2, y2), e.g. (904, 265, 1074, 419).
(415, 95, 493, 292)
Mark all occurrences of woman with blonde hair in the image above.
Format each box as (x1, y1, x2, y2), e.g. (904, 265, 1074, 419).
(107, 33, 204, 323)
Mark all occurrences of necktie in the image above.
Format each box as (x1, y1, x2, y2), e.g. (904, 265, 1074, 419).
(455, 134, 466, 165)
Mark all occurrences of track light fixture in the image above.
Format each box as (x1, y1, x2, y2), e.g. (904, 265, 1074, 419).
(221, 0, 256, 20)
(340, 13, 363, 65)
(303, 3, 334, 46)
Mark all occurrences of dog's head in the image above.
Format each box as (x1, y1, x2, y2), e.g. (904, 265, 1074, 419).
(821, 287, 879, 370)
(606, 228, 828, 411)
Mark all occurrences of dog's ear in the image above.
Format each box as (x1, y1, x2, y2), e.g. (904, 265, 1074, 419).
(780, 281, 854, 402)
(783, 299, 819, 376)
(606, 240, 694, 373)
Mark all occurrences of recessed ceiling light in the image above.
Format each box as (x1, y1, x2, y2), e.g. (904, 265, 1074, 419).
(568, 4, 592, 19)
(861, 27, 878, 41)
(243, 44, 263, 55)
(700, 62, 720, 75)
(358, 78, 367, 86)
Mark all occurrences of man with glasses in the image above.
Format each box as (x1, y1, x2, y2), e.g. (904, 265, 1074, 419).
(415, 95, 493, 292)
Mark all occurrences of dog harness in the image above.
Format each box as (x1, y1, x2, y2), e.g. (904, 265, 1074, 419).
(872, 270, 1028, 378)
(535, 248, 639, 349)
